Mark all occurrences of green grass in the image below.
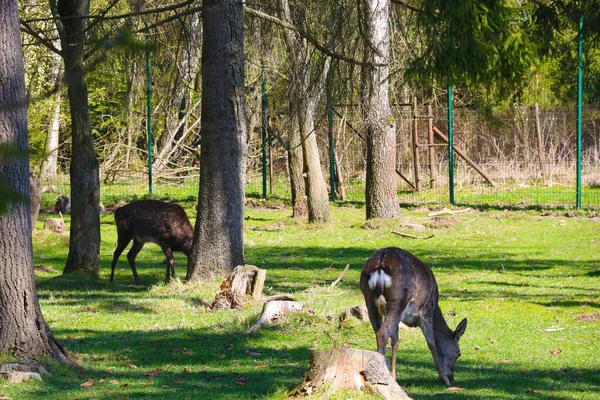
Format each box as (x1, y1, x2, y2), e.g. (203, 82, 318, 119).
(3, 203, 599, 399)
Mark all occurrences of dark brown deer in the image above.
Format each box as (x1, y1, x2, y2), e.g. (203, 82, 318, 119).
(110, 200, 194, 285)
(360, 247, 467, 386)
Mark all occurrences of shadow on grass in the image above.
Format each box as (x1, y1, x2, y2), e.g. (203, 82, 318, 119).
(35, 327, 309, 399)
(28, 326, 600, 400)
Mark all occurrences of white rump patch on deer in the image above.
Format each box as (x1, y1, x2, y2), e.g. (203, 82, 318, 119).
(368, 269, 392, 291)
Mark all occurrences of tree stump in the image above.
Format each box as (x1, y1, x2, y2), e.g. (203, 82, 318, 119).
(291, 348, 412, 400)
(211, 265, 266, 310)
(247, 299, 304, 333)
(43, 217, 65, 233)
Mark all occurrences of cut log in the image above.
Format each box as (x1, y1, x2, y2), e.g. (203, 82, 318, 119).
(291, 348, 412, 400)
(247, 300, 304, 333)
(0, 362, 48, 384)
(400, 223, 426, 232)
(211, 265, 266, 310)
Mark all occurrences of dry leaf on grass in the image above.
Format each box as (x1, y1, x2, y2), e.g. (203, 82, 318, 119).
(446, 387, 465, 392)
(526, 389, 541, 394)
(551, 349, 562, 355)
(109, 380, 118, 385)
(80, 380, 94, 387)
(126, 363, 138, 369)
(234, 377, 248, 386)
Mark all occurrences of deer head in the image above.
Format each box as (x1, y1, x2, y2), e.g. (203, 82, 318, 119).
(434, 318, 467, 383)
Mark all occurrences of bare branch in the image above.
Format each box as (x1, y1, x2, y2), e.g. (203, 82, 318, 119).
(245, 6, 379, 67)
(390, 0, 422, 13)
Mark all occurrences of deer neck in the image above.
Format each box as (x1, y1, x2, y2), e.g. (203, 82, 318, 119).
(432, 303, 453, 340)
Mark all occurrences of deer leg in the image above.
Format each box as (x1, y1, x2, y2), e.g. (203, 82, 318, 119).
(126, 239, 144, 285)
(110, 236, 131, 282)
(390, 327, 400, 378)
(420, 319, 451, 386)
(364, 291, 383, 335)
(161, 247, 174, 283)
(377, 314, 402, 377)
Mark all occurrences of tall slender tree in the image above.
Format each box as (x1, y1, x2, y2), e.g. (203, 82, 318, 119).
(360, 0, 400, 219)
(0, 0, 67, 362)
(186, 0, 247, 281)
(279, 0, 331, 223)
(51, 0, 101, 276)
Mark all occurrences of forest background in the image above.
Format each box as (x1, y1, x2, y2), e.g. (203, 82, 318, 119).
(19, 0, 600, 210)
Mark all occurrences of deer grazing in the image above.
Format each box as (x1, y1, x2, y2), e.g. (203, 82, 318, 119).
(360, 247, 467, 386)
(110, 200, 194, 285)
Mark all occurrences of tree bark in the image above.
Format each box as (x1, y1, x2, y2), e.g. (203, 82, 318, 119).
(288, 111, 308, 218)
(292, 349, 412, 399)
(0, 0, 67, 362)
(39, 42, 63, 183)
(154, 12, 202, 173)
(360, 0, 400, 220)
(280, 0, 330, 223)
(187, 0, 246, 281)
(52, 0, 101, 276)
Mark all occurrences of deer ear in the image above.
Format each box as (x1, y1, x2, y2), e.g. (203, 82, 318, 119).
(454, 318, 467, 340)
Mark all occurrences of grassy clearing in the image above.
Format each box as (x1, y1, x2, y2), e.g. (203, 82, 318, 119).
(2, 203, 599, 399)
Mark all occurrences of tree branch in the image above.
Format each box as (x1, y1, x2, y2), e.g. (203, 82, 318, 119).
(245, 6, 380, 67)
(20, 20, 61, 56)
(390, 0, 422, 13)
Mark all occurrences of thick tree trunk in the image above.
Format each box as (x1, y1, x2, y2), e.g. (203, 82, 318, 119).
(53, 0, 101, 276)
(0, 0, 67, 362)
(187, 0, 246, 281)
(361, 0, 400, 220)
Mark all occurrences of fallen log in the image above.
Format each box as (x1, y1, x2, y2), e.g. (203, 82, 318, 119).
(427, 207, 472, 217)
(291, 348, 412, 399)
(391, 230, 434, 240)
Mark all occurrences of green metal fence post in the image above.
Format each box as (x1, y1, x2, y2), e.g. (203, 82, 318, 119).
(327, 66, 336, 201)
(145, 23, 153, 198)
(576, 15, 583, 209)
(261, 65, 268, 200)
(448, 74, 454, 205)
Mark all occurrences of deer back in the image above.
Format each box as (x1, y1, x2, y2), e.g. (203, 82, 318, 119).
(360, 247, 439, 326)
(115, 200, 194, 254)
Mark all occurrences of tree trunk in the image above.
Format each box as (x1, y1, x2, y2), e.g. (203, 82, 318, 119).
(186, 0, 246, 282)
(300, 105, 331, 223)
(292, 349, 412, 400)
(154, 12, 202, 173)
(280, 0, 330, 223)
(288, 111, 308, 218)
(360, 0, 400, 220)
(53, 0, 101, 276)
(39, 43, 63, 183)
(124, 53, 141, 171)
(0, 0, 67, 362)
